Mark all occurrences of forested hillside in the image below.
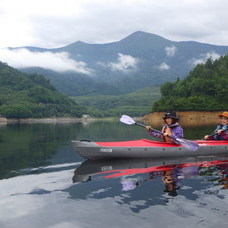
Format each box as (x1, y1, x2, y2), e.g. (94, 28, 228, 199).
(71, 87, 161, 117)
(0, 62, 85, 118)
(153, 55, 228, 111)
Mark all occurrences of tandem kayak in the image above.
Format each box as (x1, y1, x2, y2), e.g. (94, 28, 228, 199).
(72, 139, 228, 160)
(72, 156, 228, 183)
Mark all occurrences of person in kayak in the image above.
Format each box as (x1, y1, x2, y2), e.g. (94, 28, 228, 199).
(145, 110, 183, 143)
(204, 111, 228, 141)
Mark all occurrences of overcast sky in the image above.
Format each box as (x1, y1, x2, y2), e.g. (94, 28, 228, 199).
(0, 0, 227, 73)
(0, 0, 228, 49)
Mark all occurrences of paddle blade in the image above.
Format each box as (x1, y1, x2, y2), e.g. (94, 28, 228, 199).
(175, 138, 199, 151)
(120, 115, 136, 125)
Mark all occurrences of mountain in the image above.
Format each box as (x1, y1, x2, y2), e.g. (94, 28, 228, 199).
(9, 31, 228, 96)
(0, 62, 85, 118)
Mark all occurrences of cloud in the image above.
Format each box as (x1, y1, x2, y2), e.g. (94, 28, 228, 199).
(107, 53, 139, 72)
(165, 46, 177, 57)
(189, 51, 221, 66)
(1, 0, 228, 48)
(0, 48, 93, 74)
(158, 62, 170, 71)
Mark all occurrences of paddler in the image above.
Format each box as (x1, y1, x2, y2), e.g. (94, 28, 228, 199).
(146, 110, 183, 143)
(204, 111, 228, 140)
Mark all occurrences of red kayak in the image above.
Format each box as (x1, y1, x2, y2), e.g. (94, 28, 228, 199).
(72, 139, 228, 160)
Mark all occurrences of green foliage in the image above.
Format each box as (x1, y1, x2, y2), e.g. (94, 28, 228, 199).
(0, 62, 85, 118)
(71, 87, 161, 117)
(153, 56, 228, 111)
(0, 104, 32, 118)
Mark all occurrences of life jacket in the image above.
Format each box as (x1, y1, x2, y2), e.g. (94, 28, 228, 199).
(214, 125, 228, 140)
(162, 125, 173, 143)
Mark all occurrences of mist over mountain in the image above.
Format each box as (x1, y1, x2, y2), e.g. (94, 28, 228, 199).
(6, 31, 228, 96)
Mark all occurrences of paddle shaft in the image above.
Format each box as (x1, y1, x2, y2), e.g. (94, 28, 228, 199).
(207, 130, 225, 138)
(135, 122, 175, 139)
(135, 122, 146, 128)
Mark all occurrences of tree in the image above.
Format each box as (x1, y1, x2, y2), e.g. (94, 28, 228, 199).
(153, 55, 228, 111)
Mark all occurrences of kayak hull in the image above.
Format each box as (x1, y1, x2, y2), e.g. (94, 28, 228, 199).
(72, 139, 228, 160)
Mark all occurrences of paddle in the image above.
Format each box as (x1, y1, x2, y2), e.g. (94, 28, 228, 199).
(204, 130, 225, 140)
(120, 115, 199, 151)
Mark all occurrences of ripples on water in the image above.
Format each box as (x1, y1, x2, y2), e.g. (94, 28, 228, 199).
(0, 122, 228, 228)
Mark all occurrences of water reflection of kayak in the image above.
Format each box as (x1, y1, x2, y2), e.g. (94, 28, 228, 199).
(72, 155, 228, 183)
(72, 139, 228, 160)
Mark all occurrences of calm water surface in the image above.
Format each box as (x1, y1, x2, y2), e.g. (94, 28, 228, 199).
(0, 121, 227, 228)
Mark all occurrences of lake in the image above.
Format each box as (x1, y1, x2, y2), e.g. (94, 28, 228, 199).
(0, 121, 228, 228)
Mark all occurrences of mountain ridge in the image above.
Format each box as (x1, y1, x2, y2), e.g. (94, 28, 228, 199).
(4, 31, 228, 96)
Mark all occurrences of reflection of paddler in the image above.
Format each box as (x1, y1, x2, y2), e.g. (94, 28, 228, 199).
(216, 163, 228, 189)
(162, 170, 179, 197)
(218, 174, 228, 189)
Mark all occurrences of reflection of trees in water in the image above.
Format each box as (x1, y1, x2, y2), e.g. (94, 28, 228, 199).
(0, 123, 84, 178)
(181, 125, 214, 140)
(0, 123, 7, 129)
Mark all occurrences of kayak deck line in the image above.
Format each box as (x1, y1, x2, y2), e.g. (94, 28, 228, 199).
(96, 139, 181, 147)
(196, 140, 228, 145)
(95, 139, 228, 147)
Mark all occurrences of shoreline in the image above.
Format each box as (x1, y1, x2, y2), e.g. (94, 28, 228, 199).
(0, 117, 118, 124)
(143, 111, 223, 127)
(0, 111, 225, 126)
